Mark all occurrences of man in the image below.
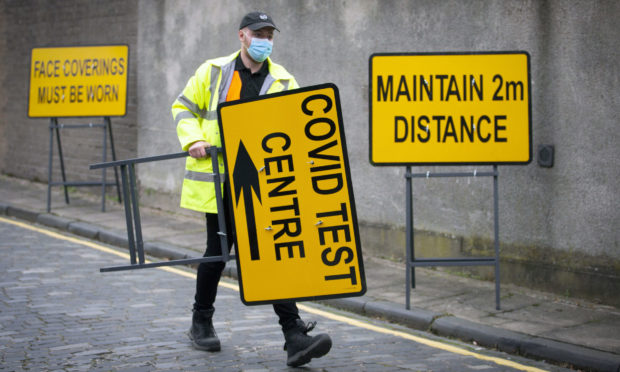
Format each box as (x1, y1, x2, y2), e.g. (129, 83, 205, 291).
(171, 11, 332, 367)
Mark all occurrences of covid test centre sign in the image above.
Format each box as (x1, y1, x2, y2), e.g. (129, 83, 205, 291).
(28, 45, 129, 117)
(218, 84, 366, 305)
(369, 52, 531, 165)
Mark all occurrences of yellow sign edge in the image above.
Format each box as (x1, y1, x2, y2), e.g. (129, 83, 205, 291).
(368, 51, 532, 166)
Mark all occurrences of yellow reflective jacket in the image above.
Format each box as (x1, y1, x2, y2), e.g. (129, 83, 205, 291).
(172, 51, 299, 213)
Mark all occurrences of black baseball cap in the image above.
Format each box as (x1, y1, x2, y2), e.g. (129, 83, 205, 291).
(239, 11, 279, 32)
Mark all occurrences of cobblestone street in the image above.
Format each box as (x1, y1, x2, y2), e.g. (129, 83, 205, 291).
(0, 217, 568, 371)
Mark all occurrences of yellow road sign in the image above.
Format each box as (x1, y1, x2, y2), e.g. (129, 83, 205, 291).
(218, 83, 365, 305)
(28, 45, 129, 117)
(370, 52, 531, 165)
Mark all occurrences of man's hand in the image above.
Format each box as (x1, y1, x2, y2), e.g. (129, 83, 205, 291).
(188, 141, 211, 159)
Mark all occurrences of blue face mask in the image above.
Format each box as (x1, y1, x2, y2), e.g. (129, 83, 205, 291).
(247, 37, 273, 63)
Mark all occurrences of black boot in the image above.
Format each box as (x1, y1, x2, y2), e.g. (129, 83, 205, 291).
(283, 320, 332, 367)
(188, 308, 221, 351)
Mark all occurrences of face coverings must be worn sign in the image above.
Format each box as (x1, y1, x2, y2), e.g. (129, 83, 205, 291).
(217, 84, 366, 305)
(29, 45, 129, 117)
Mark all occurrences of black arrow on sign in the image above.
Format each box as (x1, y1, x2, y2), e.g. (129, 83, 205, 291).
(233, 140, 262, 261)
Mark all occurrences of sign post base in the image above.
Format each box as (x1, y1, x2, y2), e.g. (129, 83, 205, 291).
(47, 116, 121, 213)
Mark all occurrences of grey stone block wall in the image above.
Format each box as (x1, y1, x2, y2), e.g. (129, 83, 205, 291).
(133, 0, 619, 303)
(0, 0, 139, 183)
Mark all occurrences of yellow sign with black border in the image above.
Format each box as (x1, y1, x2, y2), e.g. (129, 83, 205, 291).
(28, 45, 129, 117)
(369, 52, 531, 165)
(218, 83, 366, 305)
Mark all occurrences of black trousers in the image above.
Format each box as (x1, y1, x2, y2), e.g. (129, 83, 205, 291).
(193, 192, 300, 331)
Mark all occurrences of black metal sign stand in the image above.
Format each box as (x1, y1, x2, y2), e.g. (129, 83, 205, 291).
(90, 147, 234, 272)
(405, 165, 501, 310)
(46, 116, 121, 212)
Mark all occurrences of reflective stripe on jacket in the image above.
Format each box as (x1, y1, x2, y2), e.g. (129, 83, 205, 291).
(172, 50, 299, 213)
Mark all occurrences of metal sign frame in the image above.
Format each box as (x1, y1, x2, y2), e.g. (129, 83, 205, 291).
(47, 116, 121, 212)
(405, 166, 501, 310)
(90, 147, 234, 272)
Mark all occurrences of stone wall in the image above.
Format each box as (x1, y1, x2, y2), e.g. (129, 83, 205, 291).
(0, 0, 139, 185)
(133, 0, 619, 303)
(1, 0, 618, 305)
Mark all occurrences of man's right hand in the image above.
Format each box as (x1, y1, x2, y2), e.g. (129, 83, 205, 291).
(188, 141, 211, 159)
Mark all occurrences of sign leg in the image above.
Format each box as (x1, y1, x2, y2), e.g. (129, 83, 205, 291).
(106, 117, 122, 204)
(120, 165, 137, 265)
(54, 120, 70, 205)
(47, 119, 54, 213)
(493, 165, 501, 310)
(405, 166, 414, 310)
(128, 164, 145, 264)
(211, 147, 229, 261)
(101, 119, 107, 212)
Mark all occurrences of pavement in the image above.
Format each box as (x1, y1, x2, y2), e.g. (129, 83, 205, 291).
(1, 173, 619, 372)
(0, 214, 568, 372)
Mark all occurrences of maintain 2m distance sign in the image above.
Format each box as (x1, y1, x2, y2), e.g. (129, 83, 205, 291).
(218, 83, 365, 305)
(369, 52, 531, 165)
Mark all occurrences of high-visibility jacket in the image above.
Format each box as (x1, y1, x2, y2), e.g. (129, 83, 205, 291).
(172, 50, 299, 213)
